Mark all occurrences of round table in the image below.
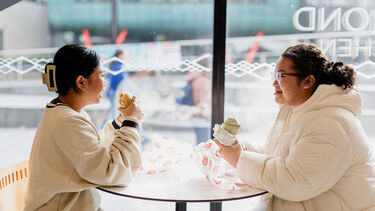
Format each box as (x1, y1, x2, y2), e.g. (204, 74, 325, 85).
(98, 157, 267, 211)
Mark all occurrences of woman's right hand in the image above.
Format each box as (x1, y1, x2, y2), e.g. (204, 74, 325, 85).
(213, 139, 242, 168)
(118, 97, 144, 122)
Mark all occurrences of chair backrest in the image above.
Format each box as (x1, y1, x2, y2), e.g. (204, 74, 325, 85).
(0, 161, 29, 211)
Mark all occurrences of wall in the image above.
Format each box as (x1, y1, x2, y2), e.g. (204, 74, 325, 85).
(0, 1, 50, 50)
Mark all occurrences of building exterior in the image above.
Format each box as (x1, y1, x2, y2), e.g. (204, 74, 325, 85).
(47, 0, 298, 44)
(0, 1, 50, 50)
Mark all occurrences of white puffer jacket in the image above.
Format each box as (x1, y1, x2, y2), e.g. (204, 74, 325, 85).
(237, 84, 375, 211)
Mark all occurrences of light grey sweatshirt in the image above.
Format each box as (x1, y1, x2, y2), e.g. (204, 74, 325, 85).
(24, 101, 142, 211)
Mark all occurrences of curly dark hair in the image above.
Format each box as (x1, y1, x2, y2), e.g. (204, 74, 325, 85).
(281, 43, 357, 90)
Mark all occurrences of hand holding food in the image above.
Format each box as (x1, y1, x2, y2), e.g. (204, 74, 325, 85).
(118, 92, 144, 122)
(119, 92, 135, 108)
(213, 117, 240, 146)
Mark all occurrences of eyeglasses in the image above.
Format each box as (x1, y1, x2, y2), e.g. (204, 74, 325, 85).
(271, 71, 305, 84)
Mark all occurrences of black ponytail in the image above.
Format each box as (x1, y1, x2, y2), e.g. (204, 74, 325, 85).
(49, 44, 100, 95)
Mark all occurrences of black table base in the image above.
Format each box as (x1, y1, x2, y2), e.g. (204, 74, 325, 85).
(175, 202, 222, 211)
(176, 202, 186, 211)
(210, 202, 222, 211)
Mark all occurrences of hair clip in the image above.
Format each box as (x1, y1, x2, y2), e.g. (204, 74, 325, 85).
(42, 63, 58, 92)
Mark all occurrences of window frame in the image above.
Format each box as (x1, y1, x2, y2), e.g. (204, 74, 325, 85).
(0, 30, 3, 51)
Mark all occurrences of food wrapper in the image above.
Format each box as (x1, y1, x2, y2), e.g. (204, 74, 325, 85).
(139, 134, 193, 175)
(138, 134, 246, 192)
(191, 139, 246, 191)
(213, 117, 240, 146)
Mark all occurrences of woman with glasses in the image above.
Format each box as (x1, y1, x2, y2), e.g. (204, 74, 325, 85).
(215, 43, 375, 210)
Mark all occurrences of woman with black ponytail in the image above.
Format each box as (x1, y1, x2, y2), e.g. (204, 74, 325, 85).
(215, 43, 375, 210)
(24, 44, 144, 211)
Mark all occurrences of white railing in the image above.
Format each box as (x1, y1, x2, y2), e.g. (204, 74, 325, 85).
(1, 55, 375, 80)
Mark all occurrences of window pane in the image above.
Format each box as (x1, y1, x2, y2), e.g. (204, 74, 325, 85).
(0, 1, 214, 163)
(0, 0, 214, 209)
(0, 31, 2, 50)
(225, 0, 375, 145)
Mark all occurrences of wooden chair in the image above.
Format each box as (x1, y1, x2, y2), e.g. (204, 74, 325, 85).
(0, 161, 29, 211)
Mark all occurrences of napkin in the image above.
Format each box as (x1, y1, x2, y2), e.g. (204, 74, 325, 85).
(139, 134, 193, 175)
(191, 139, 246, 191)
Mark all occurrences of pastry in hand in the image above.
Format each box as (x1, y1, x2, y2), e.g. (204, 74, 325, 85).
(213, 117, 240, 146)
(223, 118, 241, 135)
(118, 92, 134, 108)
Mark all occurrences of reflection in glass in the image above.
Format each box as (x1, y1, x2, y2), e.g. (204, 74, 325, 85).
(225, 0, 375, 144)
(0, 0, 214, 149)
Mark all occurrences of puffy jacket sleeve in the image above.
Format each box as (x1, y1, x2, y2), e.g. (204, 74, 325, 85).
(55, 114, 142, 187)
(240, 141, 264, 153)
(236, 117, 352, 201)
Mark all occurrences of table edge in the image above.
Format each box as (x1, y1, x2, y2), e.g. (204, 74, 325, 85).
(96, 187, 268, 203)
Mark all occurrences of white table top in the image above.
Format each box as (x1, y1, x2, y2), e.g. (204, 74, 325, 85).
(98, 157, 267, 202)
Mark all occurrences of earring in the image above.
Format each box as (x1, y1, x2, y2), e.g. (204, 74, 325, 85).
(81, 88, 85, 92)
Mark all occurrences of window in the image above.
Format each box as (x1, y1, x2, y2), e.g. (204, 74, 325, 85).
(2, 0, 374, 209)
(230, 0, 265, 3)
(0, 31, 3, 50)
(1, 0, 214, 163)
(225, 0, 375, 144)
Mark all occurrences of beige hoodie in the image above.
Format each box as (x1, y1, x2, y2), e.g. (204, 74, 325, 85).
(24, 102, 142, 211)
(237, 85, 375, 210)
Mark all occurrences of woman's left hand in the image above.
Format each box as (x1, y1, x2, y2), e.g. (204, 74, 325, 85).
(214, 139, 242, 168)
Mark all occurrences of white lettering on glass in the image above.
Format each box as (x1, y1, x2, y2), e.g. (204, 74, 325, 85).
(293, 7, 316, 31)
(295, 7, 375, 59)
(318, 8, 341, 31)
(319, 39, 337, 56)
(336, 39, 352, 57)
(342, 7, 369, 31)
(353, 38, 372, 57)
(293, 7, 373, 31)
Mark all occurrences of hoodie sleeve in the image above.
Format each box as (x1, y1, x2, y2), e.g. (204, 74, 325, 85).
(55, 114, 142, 186)
(236, 117, 351, 201)
(97, 117, 122, 146)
